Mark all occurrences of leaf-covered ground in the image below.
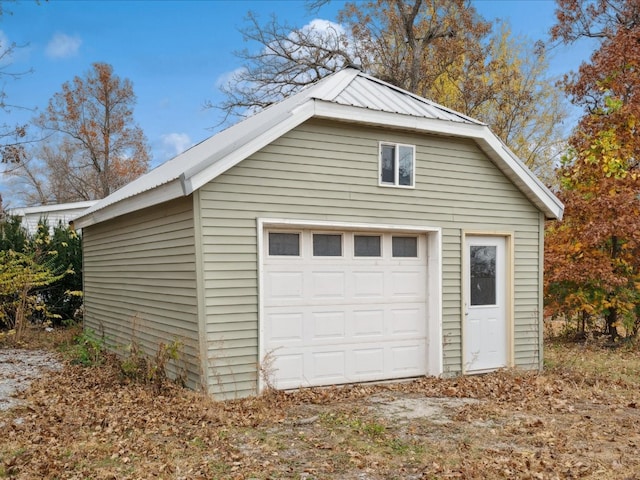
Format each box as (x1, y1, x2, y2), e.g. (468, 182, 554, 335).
(2, 339, 640, 479)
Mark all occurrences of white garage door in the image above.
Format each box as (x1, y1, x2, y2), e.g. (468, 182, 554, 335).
(262, 229, 428, 390)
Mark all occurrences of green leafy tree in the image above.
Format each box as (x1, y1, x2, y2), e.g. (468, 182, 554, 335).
(0, 249, 68, 341)
(0, 215, 83, 336)
(43, 221, 83, 321)
(0, 215, 28, 252)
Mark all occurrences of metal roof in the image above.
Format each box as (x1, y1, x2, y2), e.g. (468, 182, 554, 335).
(75, 67, 562, 228)
(327, 73, 481, 125)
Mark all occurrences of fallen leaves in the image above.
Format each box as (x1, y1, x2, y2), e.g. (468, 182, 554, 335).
(1, 343, 640, 478)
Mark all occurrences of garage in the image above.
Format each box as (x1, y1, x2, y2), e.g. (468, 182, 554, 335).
(261, 227, 430, 390)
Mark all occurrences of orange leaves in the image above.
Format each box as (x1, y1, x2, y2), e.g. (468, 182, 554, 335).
(31, 62, 150, 201)
(545, 112, 640, 333)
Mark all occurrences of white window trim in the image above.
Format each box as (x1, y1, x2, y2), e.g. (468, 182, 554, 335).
(256, 218, 443, 393)
(378, 142, 416, 188)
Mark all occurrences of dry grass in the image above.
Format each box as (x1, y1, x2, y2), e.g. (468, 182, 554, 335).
(1, 332, 640, 479)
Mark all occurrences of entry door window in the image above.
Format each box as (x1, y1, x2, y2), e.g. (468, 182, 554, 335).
(469, 245, 496, 306)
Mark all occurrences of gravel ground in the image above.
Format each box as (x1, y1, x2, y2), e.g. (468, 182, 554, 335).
(0, 349, 63, 411)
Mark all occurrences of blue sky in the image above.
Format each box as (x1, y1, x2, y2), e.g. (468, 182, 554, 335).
(1, 0, 594, 204)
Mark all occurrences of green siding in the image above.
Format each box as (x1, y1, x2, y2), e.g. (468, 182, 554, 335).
(197, 119, 542, 398)
(82, 196, 201, 388)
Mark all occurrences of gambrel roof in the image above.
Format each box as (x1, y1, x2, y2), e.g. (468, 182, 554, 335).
(75, 68, 563, 228)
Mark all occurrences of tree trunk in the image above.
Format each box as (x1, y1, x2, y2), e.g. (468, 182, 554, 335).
(580, 311, 589, 337)
(606, 307, 619, 340)
(606, 234, 620, 340)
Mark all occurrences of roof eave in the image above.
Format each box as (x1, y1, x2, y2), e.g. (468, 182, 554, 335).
(183, 100, 317, 195)
(73, 179, 185, 229)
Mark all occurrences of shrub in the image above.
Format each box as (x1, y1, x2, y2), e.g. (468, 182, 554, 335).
(0, 250, 68, 341)
(0, 216, 83, 333)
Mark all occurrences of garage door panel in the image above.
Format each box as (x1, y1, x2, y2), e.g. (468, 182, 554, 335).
(312, 351, 346, 380)
(391, 270, 427, 298)
(353, 309, 385, 337)
(273, 353, 304, 386)
(353, 348, 384, 375)
(312, 311, 346, 340)
(267, 271, 303, 300)
(352, 271, 385, 298)
(391, 344, 427, 374)
(266, 312, 303, 344)
(311, 271, 346, 299)
(271, 340, 428, 389)
(390, 306, 427, 335)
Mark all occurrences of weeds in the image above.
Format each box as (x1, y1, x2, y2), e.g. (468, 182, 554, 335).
(68, 329, 105, 366)
(119, 339, 185, 392)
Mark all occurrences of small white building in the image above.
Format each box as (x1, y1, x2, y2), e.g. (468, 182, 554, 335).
(7, 201, 97, 234)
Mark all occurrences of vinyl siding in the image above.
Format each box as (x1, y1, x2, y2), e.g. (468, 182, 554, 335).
(82, 196, 201, 388)
(197, 118, 542, 398)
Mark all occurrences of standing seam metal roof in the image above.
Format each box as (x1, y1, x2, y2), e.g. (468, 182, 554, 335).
(328, 74, 481, 124)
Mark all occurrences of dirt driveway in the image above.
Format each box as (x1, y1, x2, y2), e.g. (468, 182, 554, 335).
(0, 349, 62, 411)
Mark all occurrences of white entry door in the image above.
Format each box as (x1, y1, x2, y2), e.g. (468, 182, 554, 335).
(464, 235, 508, 373)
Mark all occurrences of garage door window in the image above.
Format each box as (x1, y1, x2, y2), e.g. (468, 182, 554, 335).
(392, 236, 418, 257)
(269, 232, 300, 256)
(354, 235, 381, 257)
(313, 234, 342, 256)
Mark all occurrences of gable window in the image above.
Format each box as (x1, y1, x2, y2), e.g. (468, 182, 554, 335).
(380, 143, 415, 187)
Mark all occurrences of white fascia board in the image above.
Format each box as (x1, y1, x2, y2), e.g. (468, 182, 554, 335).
(476, 134, 564, 220)
(73, 179, 185, 229)
(313, 100, 488, 139)
(313, 101, 564, 220)
(182, 101, 317, 194)
(8, 200, 98, 216)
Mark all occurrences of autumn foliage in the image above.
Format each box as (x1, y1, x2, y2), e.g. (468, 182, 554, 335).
(546, 0, 640, 338)
(10, 62, 149, 204)
(545, 123, 640, 337)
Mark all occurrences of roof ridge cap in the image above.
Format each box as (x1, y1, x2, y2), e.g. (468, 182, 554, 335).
(308, 68, 360, 102)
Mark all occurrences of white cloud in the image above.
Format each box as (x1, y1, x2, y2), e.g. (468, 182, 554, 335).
(161, 133, 192, 157)
(45, 33, 82, 59)
(215, 67, 245, 90)
(301, 18, 347, 37)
